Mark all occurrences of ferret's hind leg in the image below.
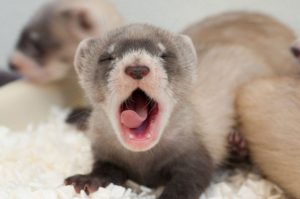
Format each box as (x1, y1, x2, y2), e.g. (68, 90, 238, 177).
(227, 130, 250, 165)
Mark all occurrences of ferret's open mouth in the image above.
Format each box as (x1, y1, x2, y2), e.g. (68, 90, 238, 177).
(119, 89, 160, 151)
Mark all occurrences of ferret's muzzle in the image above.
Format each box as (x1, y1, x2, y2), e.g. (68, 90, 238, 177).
(120, 89, 158, 136)
(106, 50, 172, 151)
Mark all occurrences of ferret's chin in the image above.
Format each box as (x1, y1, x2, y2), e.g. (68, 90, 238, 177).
(116, 89, 163, 152)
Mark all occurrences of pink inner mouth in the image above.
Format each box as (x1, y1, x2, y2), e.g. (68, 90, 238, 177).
(119, 89, 159, 150)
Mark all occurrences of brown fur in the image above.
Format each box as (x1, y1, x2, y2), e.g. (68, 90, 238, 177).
(184, 11, 300, 166)
(237, 76, 300, 199)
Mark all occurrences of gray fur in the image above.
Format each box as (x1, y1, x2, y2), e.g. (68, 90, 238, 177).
(67, 24, 212, 199)
(75, 24, 197, 103)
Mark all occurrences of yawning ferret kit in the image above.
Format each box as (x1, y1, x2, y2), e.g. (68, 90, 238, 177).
(63, 11, 299, 199)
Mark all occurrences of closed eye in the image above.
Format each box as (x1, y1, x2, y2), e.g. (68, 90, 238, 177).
(160, 53, 168, 59)
(159, 52, 176, 60)
(99, 54, 115, 63)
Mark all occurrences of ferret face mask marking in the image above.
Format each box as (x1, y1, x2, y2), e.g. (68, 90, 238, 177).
(75, 24, 197, 151)
(8, 2, 69, 83)
(10, 24, 67, 83)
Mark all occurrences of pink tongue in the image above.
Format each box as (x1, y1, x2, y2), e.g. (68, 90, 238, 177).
(121, 98, 148, 129)
(121, 110, 147, 128)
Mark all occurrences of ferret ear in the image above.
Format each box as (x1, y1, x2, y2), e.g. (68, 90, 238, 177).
(74, 37, 100, 79)
(179, 35, 197, 60)
(61, 6, 99, 39)
(179, 34, 198, 83)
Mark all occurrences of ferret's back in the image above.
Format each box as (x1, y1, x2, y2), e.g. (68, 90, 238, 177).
(183, 11, 298, 74)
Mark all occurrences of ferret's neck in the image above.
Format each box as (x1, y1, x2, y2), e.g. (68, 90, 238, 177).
(166, 100, 197, 134)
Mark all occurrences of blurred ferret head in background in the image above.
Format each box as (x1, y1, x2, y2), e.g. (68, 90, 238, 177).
(8, 0, 123, 84)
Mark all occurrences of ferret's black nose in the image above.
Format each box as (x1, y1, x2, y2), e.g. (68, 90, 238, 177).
(125, 65, 150, 80)
(291, 46, 300, 57)
(9, 62, 18, 71)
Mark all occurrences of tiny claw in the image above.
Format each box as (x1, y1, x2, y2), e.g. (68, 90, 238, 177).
(84, 184, 90, 195)
(74, 185, 82, 194)
(239, 140, 246, 149)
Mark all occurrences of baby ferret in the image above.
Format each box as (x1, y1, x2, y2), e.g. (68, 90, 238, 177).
(234, 37, 300, 199)
(66, 24, 213, 199)
(182, 11, 299, 166)
(8, 0, 122, 109)
(237, 76, 300, 199)
(65, 12, 299, 198)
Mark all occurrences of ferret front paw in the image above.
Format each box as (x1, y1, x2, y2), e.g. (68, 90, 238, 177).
(227, 131, 249, 164)
(64, 174, 109, 194)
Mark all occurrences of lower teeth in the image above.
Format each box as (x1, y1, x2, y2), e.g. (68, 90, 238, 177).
(128, 133, 151, 140)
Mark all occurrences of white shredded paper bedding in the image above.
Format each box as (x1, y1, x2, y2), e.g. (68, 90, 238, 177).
(0, 107, 286, 199)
